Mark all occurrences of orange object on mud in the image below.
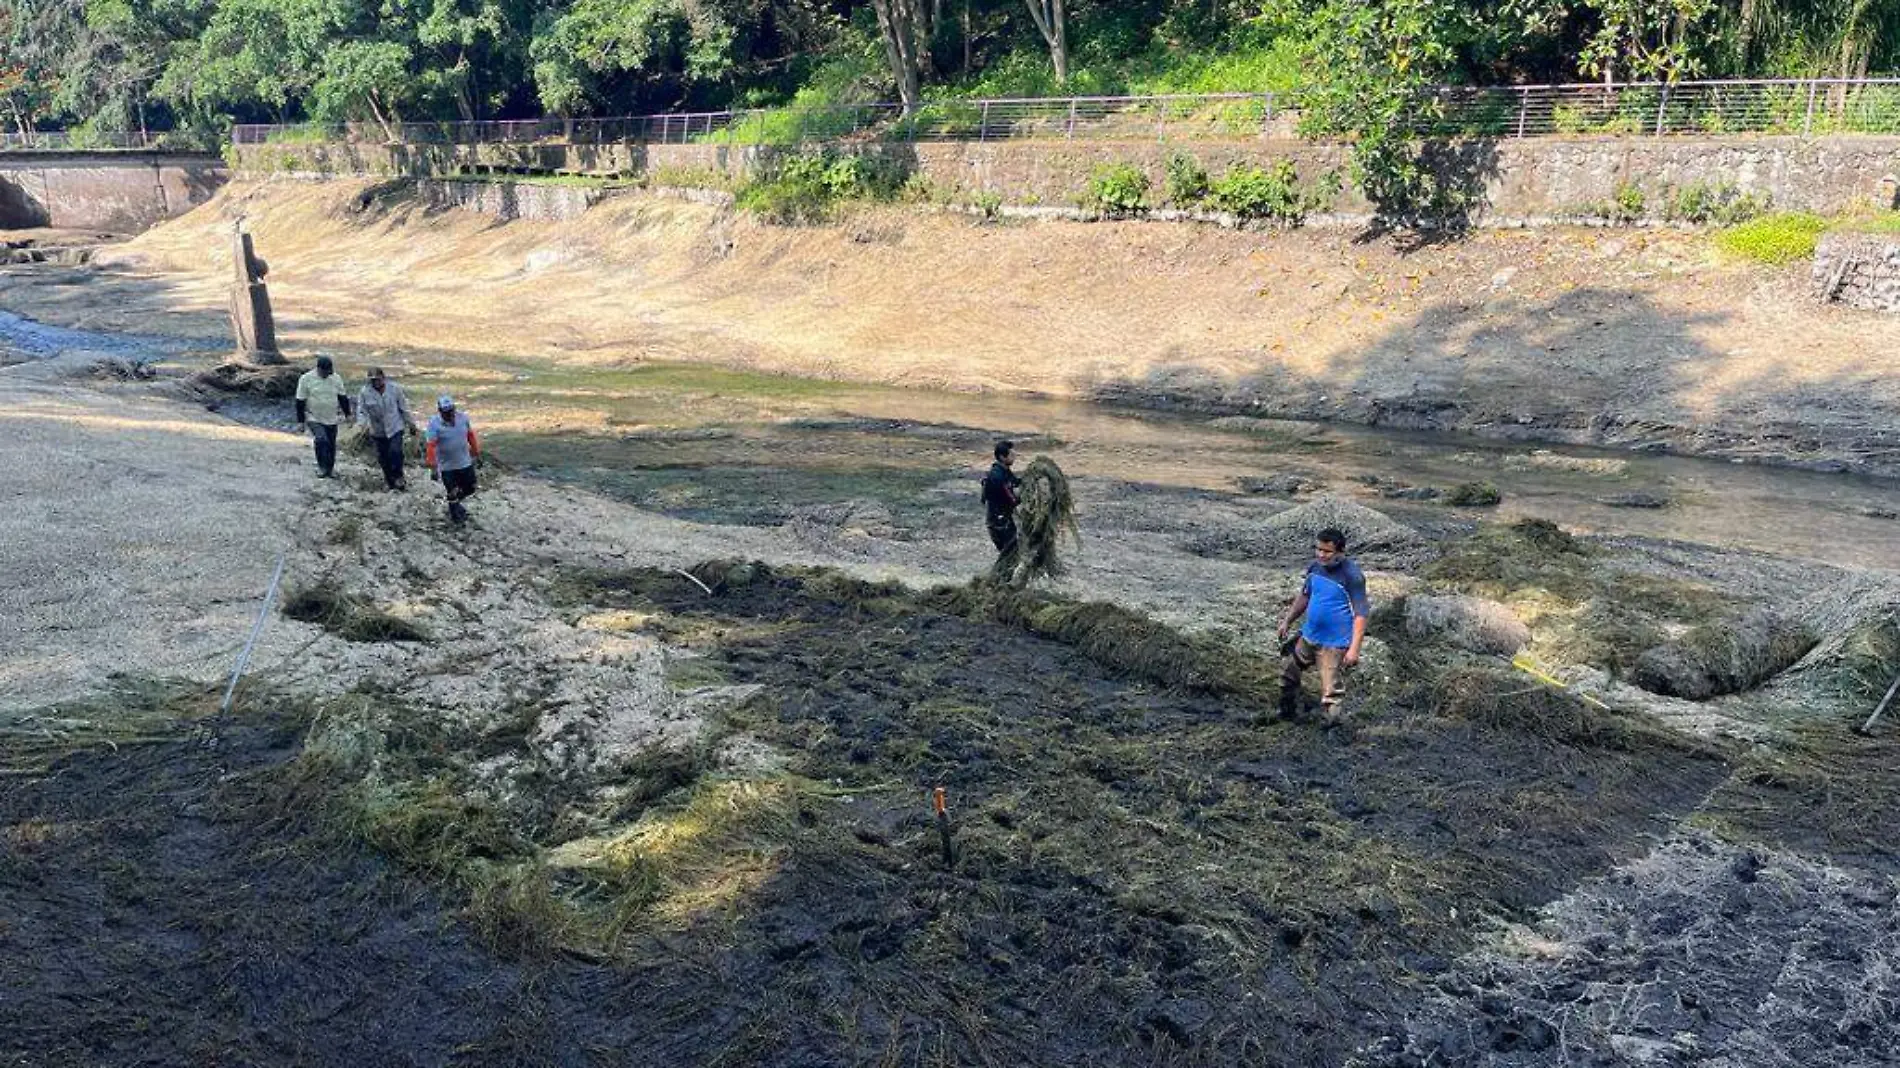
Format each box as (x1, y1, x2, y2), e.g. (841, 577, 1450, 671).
(932, 786, 947, 815)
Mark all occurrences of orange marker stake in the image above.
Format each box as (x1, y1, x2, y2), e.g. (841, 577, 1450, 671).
(933, 786, 954, 866)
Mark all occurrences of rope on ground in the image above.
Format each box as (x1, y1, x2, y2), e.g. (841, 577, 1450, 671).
(1857, 669, 1900, 736)
(220, 549, 289, 716)
(1511, 652, 1613, 712)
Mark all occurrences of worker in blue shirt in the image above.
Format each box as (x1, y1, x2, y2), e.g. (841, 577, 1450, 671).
(1276, 526, 1369, 722)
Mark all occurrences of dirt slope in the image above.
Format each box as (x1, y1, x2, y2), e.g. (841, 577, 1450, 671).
(7, 176, 1899, 478)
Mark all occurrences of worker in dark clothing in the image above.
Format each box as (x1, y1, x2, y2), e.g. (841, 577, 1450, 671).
(981, 440, 1022, 566)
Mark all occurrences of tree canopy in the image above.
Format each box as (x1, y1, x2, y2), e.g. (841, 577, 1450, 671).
(2, 0, 1895, 135)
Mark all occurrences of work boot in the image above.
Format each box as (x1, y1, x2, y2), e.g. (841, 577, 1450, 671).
(1277, 684, 1300, 722)
(449, 500, 468, 524)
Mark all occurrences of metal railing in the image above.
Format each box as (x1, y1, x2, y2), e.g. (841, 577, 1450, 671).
(1, 128, 220, 153)
(228, 77, 1900, 149)
(231, 94, 1286, 147)
(1418, 78, 1900, 138)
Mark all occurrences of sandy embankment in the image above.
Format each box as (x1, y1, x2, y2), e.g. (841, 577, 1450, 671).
(5, 176, 1896, 476)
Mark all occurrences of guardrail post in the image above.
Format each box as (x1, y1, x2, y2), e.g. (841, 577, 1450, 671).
(1804, 81, 1818, 136)
(979, 101, 990, 143)
(1655, 84, 1671, 136)
(1066, 98, 1077, 140)
(1516, 87, 1529, 138)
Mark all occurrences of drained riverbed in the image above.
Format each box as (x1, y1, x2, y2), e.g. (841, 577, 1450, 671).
(3, 303, 1898, 1068)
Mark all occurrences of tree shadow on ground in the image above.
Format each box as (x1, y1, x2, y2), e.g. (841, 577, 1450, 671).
(1086, 279, 1900, 479)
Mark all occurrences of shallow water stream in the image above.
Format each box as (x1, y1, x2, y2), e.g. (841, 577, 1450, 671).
(7, 307, 1900, 571)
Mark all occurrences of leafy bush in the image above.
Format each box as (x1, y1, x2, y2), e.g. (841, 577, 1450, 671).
(736, 149, 908, 223)
(1164, 153, 1211, 206)
(1207, 161, 1339, 224)
(1084, 163, 1151, 216)
(1612, 182, 1647, 223)
(1716, 213, 1828, 264)
(1666, 180, 1768, 226)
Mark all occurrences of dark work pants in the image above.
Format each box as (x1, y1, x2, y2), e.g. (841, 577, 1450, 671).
(988, 517, 1018, 557)
(988, 517, 1019, 578)
(372, 432, 405, 488)
(311, 422, 339, 475)
(442, 465, 478, 523)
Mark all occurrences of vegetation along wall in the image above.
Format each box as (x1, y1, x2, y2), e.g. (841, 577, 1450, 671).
(236, 135, 1900, 226)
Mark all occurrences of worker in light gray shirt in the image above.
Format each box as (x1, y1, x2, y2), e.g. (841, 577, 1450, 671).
(355, 366, 419, 491)
(424, 394, 482, 525)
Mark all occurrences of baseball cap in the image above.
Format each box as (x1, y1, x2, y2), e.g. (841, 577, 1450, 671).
(437, 393, 455, 409)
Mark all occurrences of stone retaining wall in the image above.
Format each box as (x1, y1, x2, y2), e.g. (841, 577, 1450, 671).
(238, 135, 1900, 225)
(1813, 232, 1900, 312)
(416, 177, 623, 221)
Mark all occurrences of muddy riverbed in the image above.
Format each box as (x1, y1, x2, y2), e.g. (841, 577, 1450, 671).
(3, 304, 1898, 1067)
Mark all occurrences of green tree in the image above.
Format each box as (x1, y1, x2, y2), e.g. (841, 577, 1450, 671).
(528, 0, 840, 115)
(156, 0, 333, 121)
(869, 0, 938, 113)
(1575, 0, 1718, 82)
(1277, 0, 1469, 223)
(1022, 0, 1068, 81)
(416, 0, 540, 120)
(312, 38, 413, 135)
(0, 0, 77, 133)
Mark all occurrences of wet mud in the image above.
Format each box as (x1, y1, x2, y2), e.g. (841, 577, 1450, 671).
(4, 562, 1743, 1067)
(539, 566, 1729, 1065)
(0, 706, 654, 1067)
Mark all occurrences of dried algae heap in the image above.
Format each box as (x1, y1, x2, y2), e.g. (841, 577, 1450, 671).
(997, 456, 1079, 588)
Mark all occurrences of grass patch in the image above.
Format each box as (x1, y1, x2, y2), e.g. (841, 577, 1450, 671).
(1716, 212, 1828, 264)
(1422, 520, 1744, 681)
(326, 517, 364, 548)
(1444, 481, 1503, 507)
(1833, 211, 1900, 235)
(1424, 519, 1596, 600)
(927, 581, 1283, 707)
(282, 583, 430, 643)
(1699, 723, 1900, 869)
(1630, 610, 1818, 701)
(1082, 162, 1151, 216)
(1431, 664, 1707, 753)
(253, 561, 1739, 1060)
(0, 676, 207, 777)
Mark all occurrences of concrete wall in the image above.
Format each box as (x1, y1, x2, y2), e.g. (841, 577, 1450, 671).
(0, 153, 228, 232)
(416, 177, 624, 221)
(236, 135, 1900, 223)
(1814, 232, 1900, 312)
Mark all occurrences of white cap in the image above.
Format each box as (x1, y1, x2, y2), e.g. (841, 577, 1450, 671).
(437, 394, 455, 409)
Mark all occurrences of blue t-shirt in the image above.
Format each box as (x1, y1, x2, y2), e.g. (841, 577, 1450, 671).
(1300, 559, 1369, 649)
